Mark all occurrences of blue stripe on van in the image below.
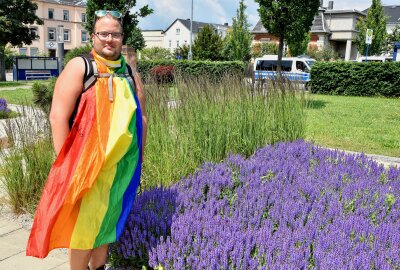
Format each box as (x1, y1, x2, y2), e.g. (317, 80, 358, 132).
(254, 71, 310, 83)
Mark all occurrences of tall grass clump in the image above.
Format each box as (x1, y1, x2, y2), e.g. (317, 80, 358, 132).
(142, 74, 306, 188)
(0, 103, 54, 214)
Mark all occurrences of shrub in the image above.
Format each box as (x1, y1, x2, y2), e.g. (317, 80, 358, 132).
(150, 65, 175, 84)
(63, 43, 92, 66)
(111, 140, 400, 269)
(137, 60, 245, 82)
(307, 45, 339, 61)
(310, 61, 400, 97)
(32, 78, 56, 115)
(140, 47, 172, 60)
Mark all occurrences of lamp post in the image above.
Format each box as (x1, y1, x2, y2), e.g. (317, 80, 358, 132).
(57, 25, 64, 74)
(188, 0, 193, 60)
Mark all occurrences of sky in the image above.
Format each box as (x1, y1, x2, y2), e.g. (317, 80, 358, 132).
(134, 0, 399, 31)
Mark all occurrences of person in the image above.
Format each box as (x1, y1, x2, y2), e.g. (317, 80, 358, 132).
(26, 10, 147, 270)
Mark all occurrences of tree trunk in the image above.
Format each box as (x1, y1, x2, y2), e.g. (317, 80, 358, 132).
(277, 35, 285, 72)
(0, 46, 6, 81)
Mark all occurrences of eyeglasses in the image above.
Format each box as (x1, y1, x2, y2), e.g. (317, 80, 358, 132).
(95, 31, 123, 41)
(94, 10, 123, 19)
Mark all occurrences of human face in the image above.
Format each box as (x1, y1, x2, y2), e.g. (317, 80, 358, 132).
(92, 15, 123, 60)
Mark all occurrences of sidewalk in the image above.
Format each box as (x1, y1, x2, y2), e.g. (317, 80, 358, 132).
(0, 217, 69, 269)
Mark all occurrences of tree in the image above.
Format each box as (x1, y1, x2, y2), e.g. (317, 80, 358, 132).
(0, 0, 43, 81)
(85, 0, 153, 50)
(354, 0, 387, 56)
(382, 25, 400, 55)
(139, 47, 171, 60)
(193, 25, 224, 61)
(254, 0, 320, 70)
(224, 0, 252, 62)
(288, 33, 310, 56)
(173, 44, 190, 60)
(251, 42, 279, 58)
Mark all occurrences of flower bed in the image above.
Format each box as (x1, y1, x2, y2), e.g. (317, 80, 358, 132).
(110, 140, 400, 269)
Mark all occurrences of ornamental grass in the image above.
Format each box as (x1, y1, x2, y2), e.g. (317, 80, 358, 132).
(110, 140, 400, 269)
(142, 74, 306, 188)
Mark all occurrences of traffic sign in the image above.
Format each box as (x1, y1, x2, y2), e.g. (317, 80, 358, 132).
(45, 41, 57, 49)
(366, 29, 373, 44)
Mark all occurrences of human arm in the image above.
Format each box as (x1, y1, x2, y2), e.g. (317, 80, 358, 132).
(49, 57, 85, 155)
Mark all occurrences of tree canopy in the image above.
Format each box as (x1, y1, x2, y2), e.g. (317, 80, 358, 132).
(223, 0, 252, 62)
(0, 0, 43, 81)
(254, 0, 320, 69)
(86, 0, 153, 50)
(354, 0, 387, 56)
(193, 25, 224, 61)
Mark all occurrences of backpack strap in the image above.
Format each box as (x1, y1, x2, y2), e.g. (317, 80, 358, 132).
(125, 64, 137, 94)
(81, 54, 97, 92)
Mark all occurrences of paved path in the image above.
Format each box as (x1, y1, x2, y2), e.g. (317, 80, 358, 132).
(0, 217, 69, 269)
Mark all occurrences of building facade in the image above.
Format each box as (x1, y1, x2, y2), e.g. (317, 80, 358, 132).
(162, 19, 229, 52)
(142, 30, 165, 48)
(251, 1, 366, 61)
(14, 0, 87, 57)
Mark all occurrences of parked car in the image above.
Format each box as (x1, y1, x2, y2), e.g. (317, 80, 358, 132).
(253, 55, 316, 88)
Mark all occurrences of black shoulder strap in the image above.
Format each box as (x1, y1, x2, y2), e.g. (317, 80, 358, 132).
(81, 54, 97, 92)
(125, 64, 137, 94)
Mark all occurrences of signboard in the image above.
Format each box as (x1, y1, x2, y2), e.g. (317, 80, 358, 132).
(45, 41, 57, 49)
(366, 29, 373, 44)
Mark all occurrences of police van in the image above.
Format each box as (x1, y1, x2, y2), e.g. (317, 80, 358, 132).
(253, 55, 316, 87)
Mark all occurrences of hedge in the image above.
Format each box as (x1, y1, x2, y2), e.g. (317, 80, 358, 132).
(310, 61, 400, 97)
(137, 60, 246, 81)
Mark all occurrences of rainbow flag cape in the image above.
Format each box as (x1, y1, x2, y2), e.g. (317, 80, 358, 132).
(26, 50, 143, 258)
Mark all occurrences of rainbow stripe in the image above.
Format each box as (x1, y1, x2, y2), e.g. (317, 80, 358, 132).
(26, 51, 143, 258)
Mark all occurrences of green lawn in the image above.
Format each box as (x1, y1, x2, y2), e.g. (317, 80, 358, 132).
(0, 88, 33, 105)
(305, 94, 400, 158)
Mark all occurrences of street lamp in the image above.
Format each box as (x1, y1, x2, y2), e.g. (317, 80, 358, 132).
(57, 25, 64, 74)
(188, 0, 193, 60)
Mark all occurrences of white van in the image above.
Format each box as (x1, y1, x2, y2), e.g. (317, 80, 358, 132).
(253, 55, 316, 85)
(356, 56, 393, 62)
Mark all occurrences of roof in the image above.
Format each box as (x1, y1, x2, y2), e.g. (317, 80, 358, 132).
(164, 18, 229, 33)
(251, 20, 268, 34)
(363, 5, 400, 24)
(39, 0, 86, 7)
(252, 8, 365, 34)
(311, 8, 330, 34)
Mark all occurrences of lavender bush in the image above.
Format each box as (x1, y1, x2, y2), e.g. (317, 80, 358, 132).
(112, 140, 400, 269)
(0, 98, 11, 118)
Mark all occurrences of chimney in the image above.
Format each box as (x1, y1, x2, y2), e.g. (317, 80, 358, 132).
(320, 0, 324, 7)
(328, 1, 334, 9)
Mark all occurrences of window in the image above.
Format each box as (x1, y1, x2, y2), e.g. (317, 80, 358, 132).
(176, 40, 179, 47)
(63, 10, 69, 21)
(169, 40, 172, 48)
(176, 28, 180, 35)
(81, 31, 88, 42)
(81, 13, 86, 23)
(30, 27, 38, 40)
(63, 29, 70, 42)
(48, 28, 56, 41)
(19, 48, 27, 55)
(30, 47, 39, 56)
(256, 60, 292, 72)
(48, 8, 54, 19)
